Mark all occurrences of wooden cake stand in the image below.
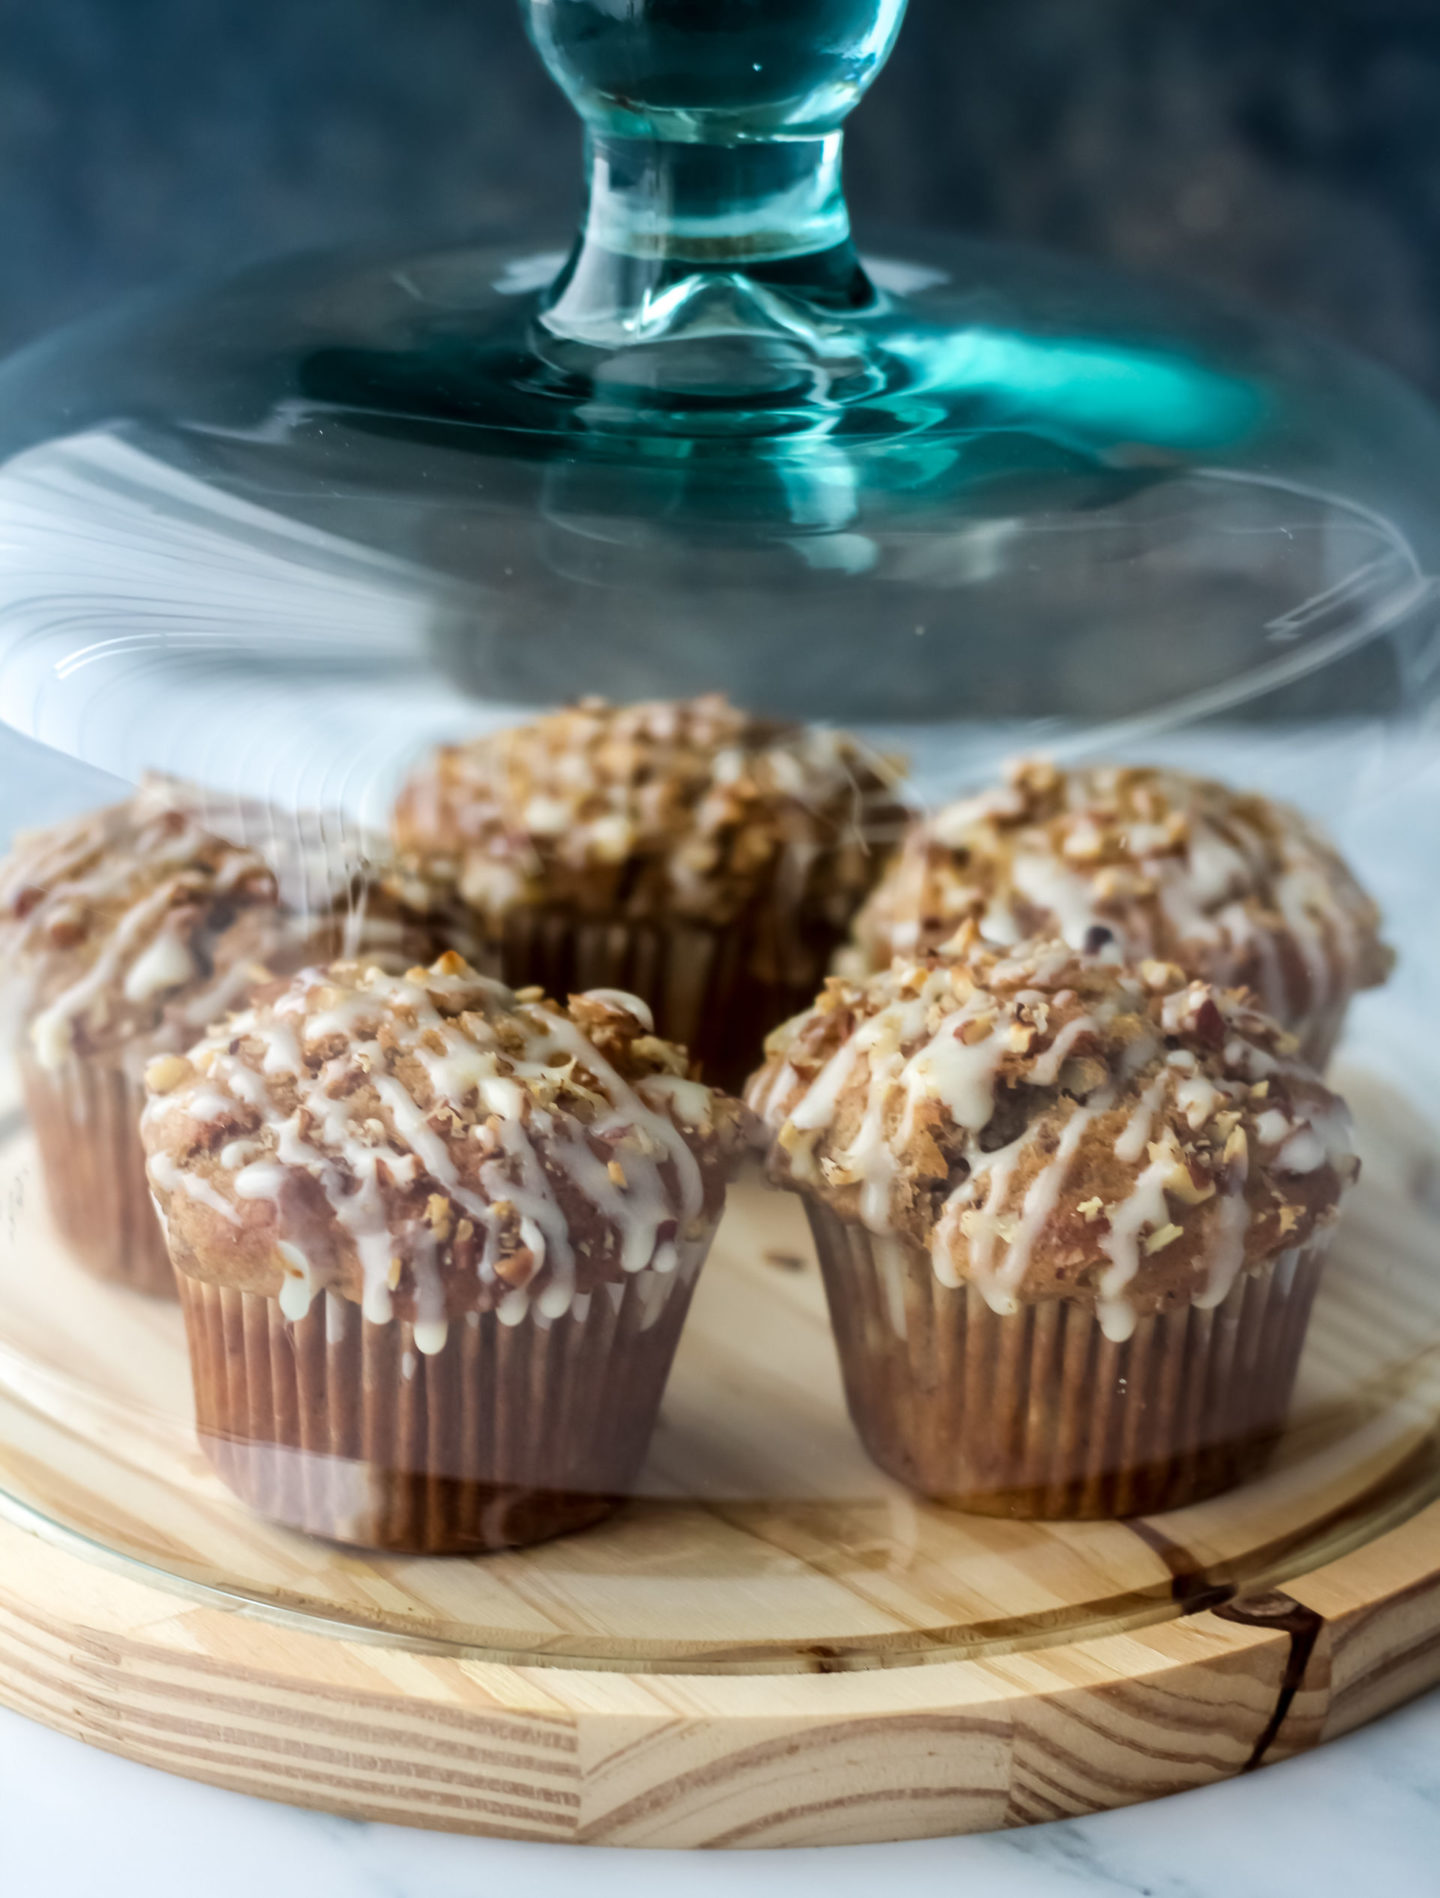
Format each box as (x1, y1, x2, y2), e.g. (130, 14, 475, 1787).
(2, 1066, 1439, 1848)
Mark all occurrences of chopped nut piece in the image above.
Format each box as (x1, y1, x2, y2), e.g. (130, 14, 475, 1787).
(425, 1193, 454, 1241)
(1095, 866, 1153, 901)
(1062, 827, 1103, 864)
(819, 1154, 861, 1186)
(1140, 958, 1186, 991)
(1144, 1222, 1185, 1254)
(1165, 1164, 1217, 1207)
(631, 1034, 686, 1075)
(493, 1247, 536, 1288)
(1059, 1054, 1108, 1097)
(144, 1053, 193, 1095)
(1223, 1124, 1249, 1166)
(777, 1120, 809, 1154)
(960, 1013, 997, 1046)
(1249, 1080, 1270, 1101)
(1077, 1196, 1105, 1222)
(513, 985, 545, 1003)
(387, 1257, 403, 1290)
(607, 1158, 628, 1189)
(1277, 1204, 1301, 1235)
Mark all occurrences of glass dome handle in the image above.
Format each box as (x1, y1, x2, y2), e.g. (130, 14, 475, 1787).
(520, 0, 910, 349)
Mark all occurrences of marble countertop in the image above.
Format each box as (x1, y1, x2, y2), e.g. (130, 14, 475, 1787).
(4, 1686, 1439, 1898)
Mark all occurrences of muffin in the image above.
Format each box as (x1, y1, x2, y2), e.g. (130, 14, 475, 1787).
(390, 694, 906, 1091)
(849, 758, 1390, 1069)
(141, 953, 749, 1553)
(2, 776, 467, 1294)
(750, 931, 1359, 1517)
(145, 774, 483, 971)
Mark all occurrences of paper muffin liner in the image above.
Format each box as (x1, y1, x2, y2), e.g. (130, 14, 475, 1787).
(175, 1255, 705, 1554)
(490, 907, 834, 1094)
(1292, 993, 1352, 1073)
(20, 1049, 176, 1296)
(805, 1202, 1327, 1519)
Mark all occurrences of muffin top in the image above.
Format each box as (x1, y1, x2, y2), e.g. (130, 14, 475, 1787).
(1, 777, 284, 1071)
(850, 759, 1390, 1025)
(2, 777, 480, 1072)
(142, 772, 479, 971)
(750, 930, 1357, 1339)
(141, 952, 751, 1343)
(391, 693, 906, 927)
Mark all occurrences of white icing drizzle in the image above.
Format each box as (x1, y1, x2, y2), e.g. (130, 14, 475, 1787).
(1195, 1187, 1251, 1311)
(988, 1099, 1110, 1308)
(1254, 1108, 1294, 1148)
(122, 928, 195, 1004)
(580, 989, 655, 1031)
(760, 937, 1356, 1340)
(866, 765, 1384, 1061)
(1115, 1075, 1168, 1164)
(1277, 1128, 1327, 1175)
(146, 1150, 241, 1225)
(147, 962, 721, 1333)
(1010, 849, 1110, 950)
(11, 790, 274, 1070)
(1029, 1013, 1097, 1086)
(31, 883, 187, 1068)
(1096, 1153, 1173, 1338)
(277, 1241, 319, 1320)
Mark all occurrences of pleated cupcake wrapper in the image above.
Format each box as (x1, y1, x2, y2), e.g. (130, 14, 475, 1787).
(1292, 994, 1352, 1073)
(806, 1202, 1327, 1519)
(20, 1049, 176, 1297)
(176, 1257, 704, 1554)
(491, 907, 835, 1095)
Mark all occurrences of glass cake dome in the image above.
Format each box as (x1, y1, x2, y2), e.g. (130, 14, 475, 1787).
(0, 0, 1437, 1686)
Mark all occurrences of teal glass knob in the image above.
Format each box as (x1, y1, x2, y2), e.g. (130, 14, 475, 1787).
(522, 0, 910, 142)
(522, 0, 908, 347)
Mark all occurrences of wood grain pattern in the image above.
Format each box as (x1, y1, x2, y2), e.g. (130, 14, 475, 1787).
(0, 1063, 1437, 1843)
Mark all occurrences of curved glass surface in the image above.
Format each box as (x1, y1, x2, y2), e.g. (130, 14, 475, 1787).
(0, 0, 1437, 1676)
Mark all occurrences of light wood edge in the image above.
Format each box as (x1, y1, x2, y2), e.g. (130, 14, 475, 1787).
(2, 1496, 1440, 1847)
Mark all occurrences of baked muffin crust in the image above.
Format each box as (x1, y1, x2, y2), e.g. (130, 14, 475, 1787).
(850, 759, 1390, 1039)
(391, 693, 906, 930)
(751, 929, 1358, 1342)
(2, 776, 283, 1071)
(2, 775, 478, 1074)
(142, 953, 750, 1346)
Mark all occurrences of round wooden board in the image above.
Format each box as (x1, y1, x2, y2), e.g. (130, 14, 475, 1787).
(2, 1064, 1440, 1846)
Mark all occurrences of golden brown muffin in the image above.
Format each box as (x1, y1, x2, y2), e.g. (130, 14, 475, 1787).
(849, 759, 1390, 1069)
(142, 952, 750, 1552)
(2, 775, 470, 1293)
(750, 929, 1358, 1517)
(390, 693, 907, 1089)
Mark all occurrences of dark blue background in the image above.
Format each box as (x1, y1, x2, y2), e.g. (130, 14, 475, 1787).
(3, 0, 1438, 388)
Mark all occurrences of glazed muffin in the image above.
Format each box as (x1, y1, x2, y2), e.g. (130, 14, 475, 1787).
(750, 931, 1359, 1517)
(849, 759, 1390, 1069)
(2, 777, 467, 1294)
(141, 953, 749, 1553)
(390, 694, 906, 1091)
